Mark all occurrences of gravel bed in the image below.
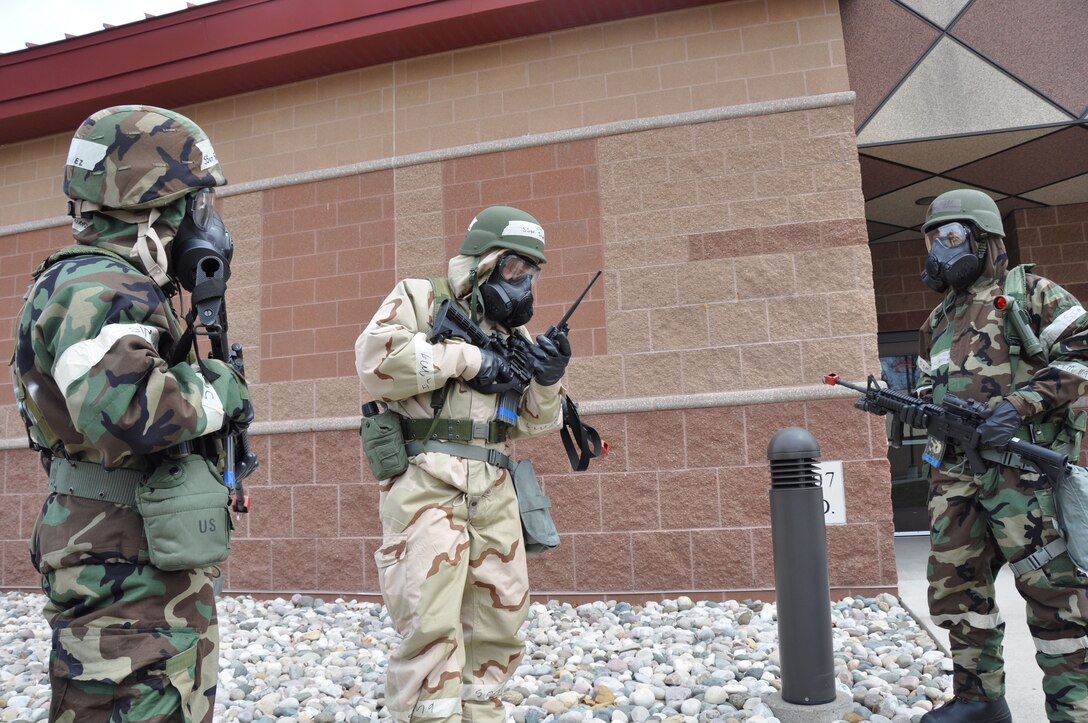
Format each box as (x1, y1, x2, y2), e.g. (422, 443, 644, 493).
(0, 591, 953, 723)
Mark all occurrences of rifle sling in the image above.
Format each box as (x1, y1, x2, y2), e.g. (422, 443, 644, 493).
(405, 440, 514, 471)
(560, 397, 603, 472)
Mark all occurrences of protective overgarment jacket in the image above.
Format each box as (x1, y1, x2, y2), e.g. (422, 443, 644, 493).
(916, 233, 1088, 721)
(12, 234, 246, 722)
(355, 250, 564, 723)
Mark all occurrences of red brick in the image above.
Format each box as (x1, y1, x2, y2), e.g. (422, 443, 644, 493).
(600, 472, 659, 530)
(292, 485, 341, 538)
(574, 533, 632, 591)
(632, 531, 692, 591)
(226, 538, 273, 590)
(546, 473, 602, 533)
(272, 538, 320, 591)
(691, 528, 755, 590)
(660, 469, 721, 529)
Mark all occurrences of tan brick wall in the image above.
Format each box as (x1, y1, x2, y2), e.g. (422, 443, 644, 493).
(0, 0, 891, 598)
(0, 0, 847, 228)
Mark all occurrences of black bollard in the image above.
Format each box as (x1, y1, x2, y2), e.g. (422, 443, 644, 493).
(768, 427, 836, 705)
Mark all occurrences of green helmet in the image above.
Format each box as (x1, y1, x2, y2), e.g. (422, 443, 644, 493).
(923, 189, 1004, 237)
(64, 105, 227, 212)
(460, 206, 547, 263)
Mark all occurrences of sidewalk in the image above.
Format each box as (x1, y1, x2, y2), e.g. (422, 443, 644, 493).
(894, 534, 1045, 721)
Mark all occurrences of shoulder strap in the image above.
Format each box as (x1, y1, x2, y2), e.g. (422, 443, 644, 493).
(1004, 264, 1032, 306)
(1002, 264, 1040, 381)
(929, 291, 955, 331)
(430, 276, 454, 320)
(426, 277, 456, 424)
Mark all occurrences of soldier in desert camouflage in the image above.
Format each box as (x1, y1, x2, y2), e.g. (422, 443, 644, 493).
(11, 105, 251, 722)
(913, 189, 1088, 723)
(355, 206, 569, 723)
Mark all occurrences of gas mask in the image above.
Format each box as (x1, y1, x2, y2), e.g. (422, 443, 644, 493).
(172, 188, 233, 294)
(480, 253, 539, 327)
(921, 222, 983, 293)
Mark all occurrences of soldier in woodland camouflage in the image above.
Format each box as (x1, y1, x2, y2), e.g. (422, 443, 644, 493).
(11, 106, 251, 722)
(914, 189, 1088, 723)
(355, 206, 569, 723)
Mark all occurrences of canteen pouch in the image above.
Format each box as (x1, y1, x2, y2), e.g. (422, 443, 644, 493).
(136, 454, 232, 571)
(361, 404, 409, 480)
(512, 459, 560, 553)
(1056, 464, 1088, 574)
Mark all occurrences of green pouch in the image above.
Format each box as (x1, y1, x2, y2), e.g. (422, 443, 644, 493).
(136, 454, 232, 571)
(361, 405, 409, 480)
(512, 460, 560, 553)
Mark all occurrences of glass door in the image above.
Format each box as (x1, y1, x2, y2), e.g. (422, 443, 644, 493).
(878, 331, 929, 534)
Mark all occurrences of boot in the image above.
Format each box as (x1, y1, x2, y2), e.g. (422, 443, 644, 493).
(921, 696, 1013, 723)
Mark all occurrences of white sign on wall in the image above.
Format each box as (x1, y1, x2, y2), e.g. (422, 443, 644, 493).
(816, 460, 846, 525)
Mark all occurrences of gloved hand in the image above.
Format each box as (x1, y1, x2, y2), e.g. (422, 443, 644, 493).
(467, 346, 513, 392)
(201, 358, 252, 431)
(529, 330, 571, 386)
(976, 399, 1023, 448)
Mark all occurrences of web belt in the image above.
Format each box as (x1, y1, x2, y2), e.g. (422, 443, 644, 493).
(402, 417, 507, 444)
(48, 459, 144, 507)
(405, 440, 515, 472)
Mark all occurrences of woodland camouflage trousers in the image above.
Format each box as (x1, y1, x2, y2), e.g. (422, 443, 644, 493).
(928, 467, 1088, 722)
(375, 459, 529, 723)
(32, 493, 219, 723)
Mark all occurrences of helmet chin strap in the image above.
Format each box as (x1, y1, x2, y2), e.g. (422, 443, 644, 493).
(106, 207, 172, 288)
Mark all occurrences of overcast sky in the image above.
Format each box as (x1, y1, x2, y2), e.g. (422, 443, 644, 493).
(0, 0, 220, 54)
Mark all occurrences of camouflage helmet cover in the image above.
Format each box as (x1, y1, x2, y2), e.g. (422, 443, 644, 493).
(64, 105, 227, 211)
(460, 205, 547, 263)
(923, 188, 1004, 237)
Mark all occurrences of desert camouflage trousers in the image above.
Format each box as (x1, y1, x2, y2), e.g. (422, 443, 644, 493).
(928, 466, 1088, 722)
(375, 457, 529, 723)
(31, 493, 219, 722)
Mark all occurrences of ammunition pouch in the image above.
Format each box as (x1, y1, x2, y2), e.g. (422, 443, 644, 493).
(136, 454, 232, 571)
(360, 406, 409, 480)
(405, 440, 560, 554)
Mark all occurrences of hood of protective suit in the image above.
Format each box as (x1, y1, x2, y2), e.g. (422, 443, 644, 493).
(72, 196, 187, 287)
(447, 248, 506, 301)
(966, 231, 1009, 293)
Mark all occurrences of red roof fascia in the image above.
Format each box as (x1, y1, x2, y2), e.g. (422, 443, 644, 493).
(0, 0, 718, 145)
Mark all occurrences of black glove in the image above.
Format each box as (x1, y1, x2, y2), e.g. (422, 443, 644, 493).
(976, 399, 1023, 448)
(231, 398, 255, 432)
(529, 331, 571, 386)
(467, 347, 513, 392)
